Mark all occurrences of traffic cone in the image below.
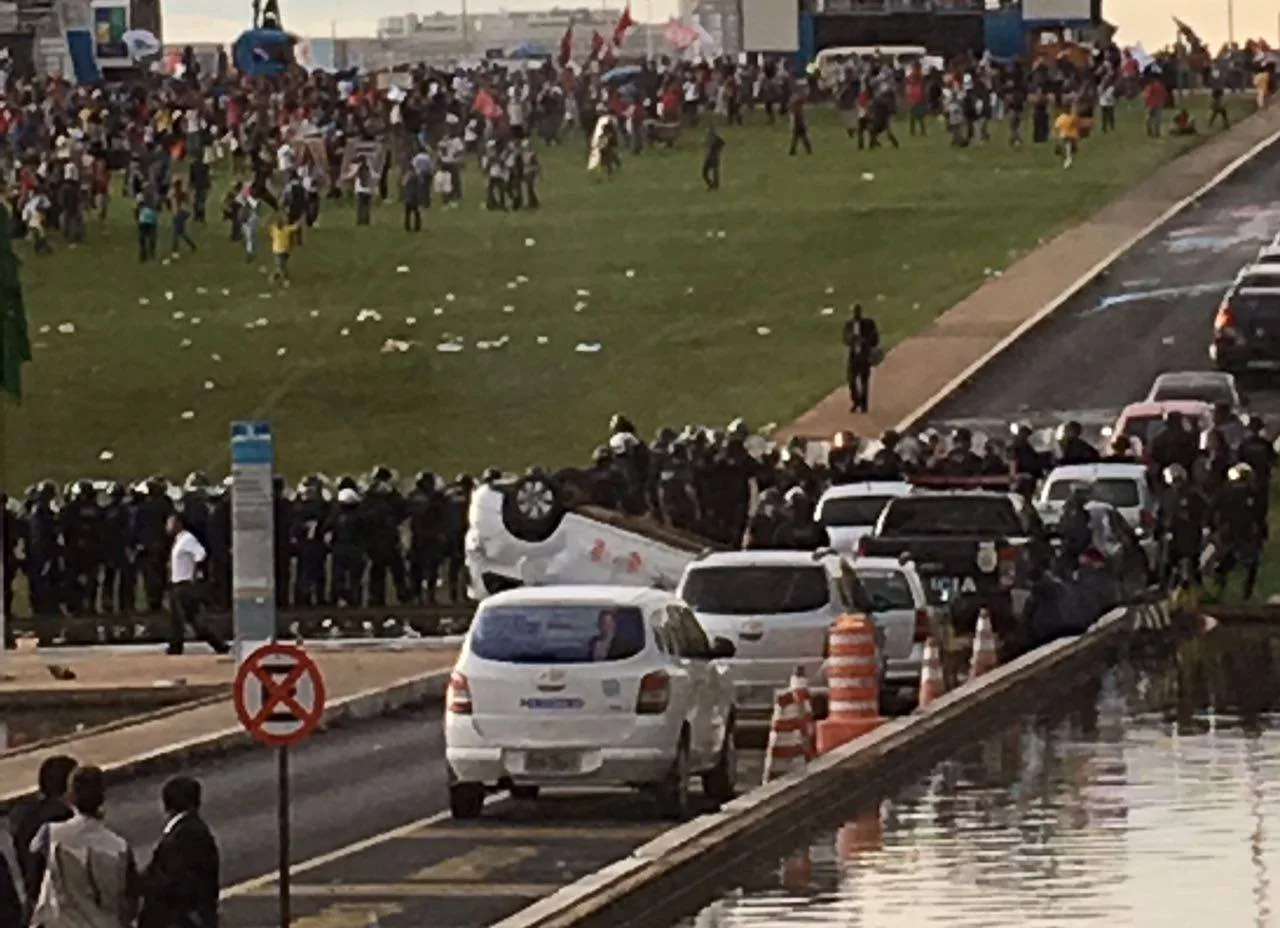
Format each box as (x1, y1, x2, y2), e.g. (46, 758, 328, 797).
(917, 637, 945, 710)
(969, 609, 998, 679)
(762, 690, 808, 783)
(788, 665, 815, 759)
(816, 614, 885, 754)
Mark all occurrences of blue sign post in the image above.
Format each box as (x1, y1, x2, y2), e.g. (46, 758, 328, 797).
(231, 421, 276, 663)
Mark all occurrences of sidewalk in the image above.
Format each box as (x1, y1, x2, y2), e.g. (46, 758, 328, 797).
(0, 648, 456, 813)
(783, 106, 1280, 441)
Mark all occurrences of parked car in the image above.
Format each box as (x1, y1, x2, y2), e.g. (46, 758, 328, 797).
(1211, 285, 1280, 374)
(1036, 463, 1161, 573)
(1253, 244, 1280, 267)
(444, 585, 737, 820)
(676, 550, 877, 727)
(850, 556, 933, 696)
(1144, 370, 1244, 410)
(816, 481, 914, 555)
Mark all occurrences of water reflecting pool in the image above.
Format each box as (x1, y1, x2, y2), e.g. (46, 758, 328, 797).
(672, 630, 1280, 928)
(1, 707, 142, 753)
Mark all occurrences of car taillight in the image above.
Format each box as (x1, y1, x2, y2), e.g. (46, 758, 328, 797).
(913, 607, 931, 643)
(636, 671, 671, 715)
(856, 536, 870, 557)
(1214, 301, 1236, 332)
(447, 671, 472, 715)
(998, 546, 1017, 590)
(1140, 509, 1156, 530)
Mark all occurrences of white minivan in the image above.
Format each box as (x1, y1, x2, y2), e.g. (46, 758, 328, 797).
(676, 550, 880, 727)
(445, 586, 737, 820)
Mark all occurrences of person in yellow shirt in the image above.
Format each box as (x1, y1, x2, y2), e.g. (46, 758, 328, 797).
(1255, 66, 1275, 110)
(269, 214, 297, 286)
(1054, 106, 1080, 169)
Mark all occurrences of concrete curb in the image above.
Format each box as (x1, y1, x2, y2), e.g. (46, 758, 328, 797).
(0, 669, 451, 816)
(491, 609, 1130, 928)
(895, 118, 1280, 432)
(0, 685, 228, 711)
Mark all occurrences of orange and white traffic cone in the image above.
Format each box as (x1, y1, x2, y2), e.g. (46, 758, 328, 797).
(816, 613, 885, 754)
(788, 665, 815, 759)
(917, 637, 945, 710)
(762, 690, 808, 783)
(969, 609, 999, 679)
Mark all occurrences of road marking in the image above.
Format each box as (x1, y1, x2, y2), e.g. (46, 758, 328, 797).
(240, 882, 558, 898)
(407, 845, 537, 882)
(220, 793, 509, 899)
(409, 825, 663, 841)
(290, 902, 403, 928)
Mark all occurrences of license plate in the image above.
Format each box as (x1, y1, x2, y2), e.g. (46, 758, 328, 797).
(524, 750, 581, 774)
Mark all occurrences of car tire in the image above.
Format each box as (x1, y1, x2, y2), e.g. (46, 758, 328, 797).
(701, 716, 737, 805)
(656, 734, 692, 821)
(510, 785, 540, 801)
(449, 782, 485, 820)
(501, 474, 566, 543)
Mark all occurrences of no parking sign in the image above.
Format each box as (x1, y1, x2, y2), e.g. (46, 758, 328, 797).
(234, 642, 327, 747)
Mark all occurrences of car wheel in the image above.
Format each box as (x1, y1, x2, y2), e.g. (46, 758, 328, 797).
(449, 782, 485, 820)
(656, 734, 692, 821)
(510, 785, 540, 801)
(501, 474, 566, 543)
(701, 716, 737, 805)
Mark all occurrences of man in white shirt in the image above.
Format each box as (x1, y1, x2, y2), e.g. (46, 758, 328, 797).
(167, 515, 229, 656)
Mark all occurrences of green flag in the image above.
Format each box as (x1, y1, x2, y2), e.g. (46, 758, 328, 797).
(0, 205, 31, 401)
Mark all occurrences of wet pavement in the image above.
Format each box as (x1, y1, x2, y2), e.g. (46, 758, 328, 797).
(667, 628, 1280, 928)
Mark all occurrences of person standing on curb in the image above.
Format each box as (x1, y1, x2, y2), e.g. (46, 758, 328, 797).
(138, 777, 221, 928)
(166, 513, 229, 655)
(843, 304, 881, 414)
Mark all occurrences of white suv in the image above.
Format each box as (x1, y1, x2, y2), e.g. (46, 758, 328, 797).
(445, 585, 738, 820)
(676, 550, 881, 727)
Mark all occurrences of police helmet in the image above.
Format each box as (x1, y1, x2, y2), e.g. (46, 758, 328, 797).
(655, 426, 678, 447)
(336, 475, 358, 492)
(1010, 422, 1033, 439)
(609, 431, 638, 456)
(75, 479, 95, 501)
(106, 481, 125, 500)
(832, 430, 856, 450)
(784, 486, 809, 506)
(759, 486, 783, 507)
(481, 467, 503, 484)
(337, 487, 361, 505)
(1163, 464, 1187, 486)
(369, 465, 394, 485)
(951, 427, 972, 447)
(454, 473, 475, 491)
(414, 470, 439, 492)
(880, 429, 900, 449)
(37, 479, 58, 500)
(727, 418, 749, 441)
(610, 414, 637, 436)
(592, 445, 613, 466)
(184, 470, 211, 491)
(1229, 462, 1255, 483)
(1056, 420, 1083, 442)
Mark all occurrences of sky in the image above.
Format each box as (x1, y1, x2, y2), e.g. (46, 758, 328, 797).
(162, 0, 1279, 49)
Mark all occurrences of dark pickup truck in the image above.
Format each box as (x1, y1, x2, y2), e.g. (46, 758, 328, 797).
(857, 491, 1051, 637)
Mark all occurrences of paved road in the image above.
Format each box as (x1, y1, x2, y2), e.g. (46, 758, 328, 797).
(922, 142, 1280, 437)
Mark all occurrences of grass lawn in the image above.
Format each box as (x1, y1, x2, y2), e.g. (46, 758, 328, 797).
(5, 98, 1255, 488)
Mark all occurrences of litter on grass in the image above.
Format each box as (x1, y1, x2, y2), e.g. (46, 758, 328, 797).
(445, 292, 456, 302)
(573, 301, 587, 312)
(536, 335, 549, 345)
(524, 237, 536, 247)
(356, 309, 383, 323)
(405, 316, 417, 326)
(436, 341, 464, 353)
(179, 338, 192, 348)
(190, 317, 201, 326)
(625, 269, 636, 278)
(196, 286, 208, 295)
(381, 339, 412, 354)
(503, 305, 515, 314)
(139, 297, 150, 305)
(172, 311, 185, 320)
(309, 310, 320, 318)
(433, 307, 444, 316)
(276, 347, 288, 357)
(340, 328, 350, 336)
(180, 410, 196, 420)
(99, 450, 114, 462)
(57, 322, 76, 334)
(576, 288, 591, 297)
(575, 342, 602, 353)
(516, 274, 529, 284)
(396, 265, 410, 274)
(203, 380, 216, 390)
(756, 326, 772, 336)
(165, 291, 174, 301)
(211, 353, 222, 362)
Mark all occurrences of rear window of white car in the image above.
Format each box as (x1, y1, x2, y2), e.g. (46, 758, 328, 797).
(820, 495, 894, 527)
(857, 569, 916, 611)
(1045, 478, 1140, 508)
(1149, 381, 1235, 407)
(470, 605, 646, 664)
(681, 566, 830, 615)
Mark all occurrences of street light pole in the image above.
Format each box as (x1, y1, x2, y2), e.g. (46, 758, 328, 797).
(1227, 0, 1235, 46)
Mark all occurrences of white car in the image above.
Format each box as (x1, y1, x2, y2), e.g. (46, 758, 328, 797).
(464, 477, 701, 599)
(1036, 463, 1160, 572)
(851, 556, 932, 694)
(816, 481, 913, 555)
(1145, 370, 1243, 410)
(676, 550, 880, 726)
(1254, 244, 1280, 267)
(444, 585, 737, 820)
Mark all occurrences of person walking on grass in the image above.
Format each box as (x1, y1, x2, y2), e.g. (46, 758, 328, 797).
(1098, 78, 1117, 133)
(788, 88, 812, 156)
(702, 122, 724, 190)
(135, 183, 159, 263)
(168, 178, 197, 256)
(238, 182, 262, 261)
(401, 164, 423, 232)
(1055, 105, 1081, 169)
(1209, 78, 1230, 129)
(269, 214, 296, 286)
(1144, 76, 1167, 137)
(843, 304, 881, 414)
(353, 156, 375, 225)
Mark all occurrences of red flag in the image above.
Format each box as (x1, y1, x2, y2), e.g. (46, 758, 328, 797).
(558, 24, 574, 67)
(612, 4, 635, 47)
(473, 88, 502, 121)
(589, 30, 605, 61)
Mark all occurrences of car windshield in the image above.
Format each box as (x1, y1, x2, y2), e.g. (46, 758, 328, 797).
(1045, 478, 1140, 508)
(856, 569, 916, 611)
(878, 497, 1022, 536)
(1232, 292, 1280, 327)
(819, 495, 895, 527)
(1150, 380, 1235, 406)
(682, 566, 830, 615)
(470, 605, 646, 664)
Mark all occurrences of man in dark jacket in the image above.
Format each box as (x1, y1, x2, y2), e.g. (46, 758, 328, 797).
(139, 776, 220, 928)
(843, 304, 880, 414)
(9, 754, 76, 909)
(0, 854, 22, 928)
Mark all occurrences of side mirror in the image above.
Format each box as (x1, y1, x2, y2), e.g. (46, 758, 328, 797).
(710, 636, 737, 660)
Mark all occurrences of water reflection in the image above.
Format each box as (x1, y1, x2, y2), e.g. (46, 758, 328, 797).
(673, 631, 1280, 928)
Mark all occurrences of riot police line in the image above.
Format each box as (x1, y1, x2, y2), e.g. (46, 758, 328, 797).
(2, 406, 1275, 634)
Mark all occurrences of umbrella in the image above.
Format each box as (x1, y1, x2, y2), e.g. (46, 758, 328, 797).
(602, 65, 643, 86)
(123, 29, 161, 61)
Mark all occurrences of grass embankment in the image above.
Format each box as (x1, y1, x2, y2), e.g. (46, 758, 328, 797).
(8, 99, 1253, 486)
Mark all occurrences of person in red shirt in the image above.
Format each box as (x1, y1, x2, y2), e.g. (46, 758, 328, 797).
(905, 66, 927, 136)
(1144, 77, 1167, 137)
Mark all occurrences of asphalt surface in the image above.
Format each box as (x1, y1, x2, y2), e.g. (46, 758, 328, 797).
(2, 706, 765, 928)
(922, 141, 1280, 438)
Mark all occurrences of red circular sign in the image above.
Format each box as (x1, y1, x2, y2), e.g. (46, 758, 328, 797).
(234, 643, 327, 747)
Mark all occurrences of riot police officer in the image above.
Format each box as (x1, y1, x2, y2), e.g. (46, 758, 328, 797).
(1149, 411, 1198, 475)
(180, 472, 212, 546)
(27, 481, 63, 616)
(362, 467, 408, 607)
(273, 474, 293, 609)
(1159, 464, 1206, 587)
(744, 487, 785, 549)
(585, 448, 625, 511)
(938, 428, 983, 477)
(1056, 421, 1100, 466)
(325, 486, 366, 607)
(407, 471, 448, 605)
(444, 474, 474, 602)
(871, 430, 907, 480)
(290, 476, 331, 608)
(777, 487, 828, 550)
(135, 477, 174, 613)
(206, 479, 232, 611)
(1211, 463, 1266, 600)
(61, 480, 104, 615)
(1010, 424, 1050, 479)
